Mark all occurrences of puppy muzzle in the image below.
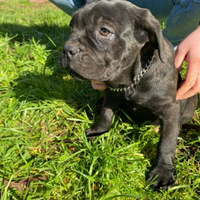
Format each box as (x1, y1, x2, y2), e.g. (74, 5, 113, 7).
(63, 45, 80, 60)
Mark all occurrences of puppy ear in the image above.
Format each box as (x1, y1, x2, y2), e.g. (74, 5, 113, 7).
(135, 8, 165, 62)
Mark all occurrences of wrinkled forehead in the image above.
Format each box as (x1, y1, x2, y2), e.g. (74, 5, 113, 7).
(71, 0, 135, 29)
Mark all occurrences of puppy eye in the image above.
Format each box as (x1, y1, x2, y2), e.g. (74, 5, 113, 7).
(100, 28, 112, 36)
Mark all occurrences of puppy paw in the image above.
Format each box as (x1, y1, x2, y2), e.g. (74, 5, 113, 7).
(147, 164, 175, 191)
(85, 128, 108, 137)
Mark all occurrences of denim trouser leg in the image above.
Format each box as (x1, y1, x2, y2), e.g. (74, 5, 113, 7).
(49, 0, 174, 21)
(49, 0, 200, 46)
(163, 0, 200, 46)
(128, 0, 174, 22)
(48, 0, 82, 15)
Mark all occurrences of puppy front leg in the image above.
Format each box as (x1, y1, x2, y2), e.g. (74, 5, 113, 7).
(85, 90, 121, 137)
(147, 103, 181, 190)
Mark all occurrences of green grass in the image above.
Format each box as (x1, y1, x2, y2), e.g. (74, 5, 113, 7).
(0, 0, 199, 199)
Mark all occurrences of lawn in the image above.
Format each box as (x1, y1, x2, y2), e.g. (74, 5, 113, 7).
(0, 0, 199, 199)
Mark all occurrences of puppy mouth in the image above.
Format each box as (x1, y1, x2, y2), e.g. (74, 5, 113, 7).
(60, 53, 83, 80)
(67, 67, 85, 81)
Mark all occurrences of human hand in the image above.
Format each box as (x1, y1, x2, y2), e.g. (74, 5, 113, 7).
(91, 80, 107, 91)
(175, 26, 200, 100)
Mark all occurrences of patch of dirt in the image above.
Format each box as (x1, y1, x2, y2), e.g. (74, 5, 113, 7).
(0, 0, 49, 2)
(3, 174, 47, 191)
(28, 0, 50, 3)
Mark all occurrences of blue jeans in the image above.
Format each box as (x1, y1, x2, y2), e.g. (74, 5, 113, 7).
(49, 0, 200, 46)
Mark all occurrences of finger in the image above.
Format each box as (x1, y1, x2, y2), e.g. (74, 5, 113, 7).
(176, 61, 200, 100)
(176, 78, 197, 100)
(176, 74, 200, 100)
(174, 46, 187, 72)
(91, 80, 107, 91)
(176, 61, 199, 99)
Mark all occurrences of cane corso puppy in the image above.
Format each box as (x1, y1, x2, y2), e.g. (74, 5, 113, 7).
(61, 0, 198, 190)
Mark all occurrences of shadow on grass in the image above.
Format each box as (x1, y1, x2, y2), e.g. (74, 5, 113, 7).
(0, 22, 70, 49)
(12, 70, 102, 110)
(1, 22, 102, 108)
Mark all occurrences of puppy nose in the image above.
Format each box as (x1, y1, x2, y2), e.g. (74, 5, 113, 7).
(63, 45, 79, 58)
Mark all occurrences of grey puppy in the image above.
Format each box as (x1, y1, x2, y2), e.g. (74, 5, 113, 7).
(61, 0, 198, 190)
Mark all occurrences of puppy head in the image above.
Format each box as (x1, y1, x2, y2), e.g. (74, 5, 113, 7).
(61, 0, 165, 82)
